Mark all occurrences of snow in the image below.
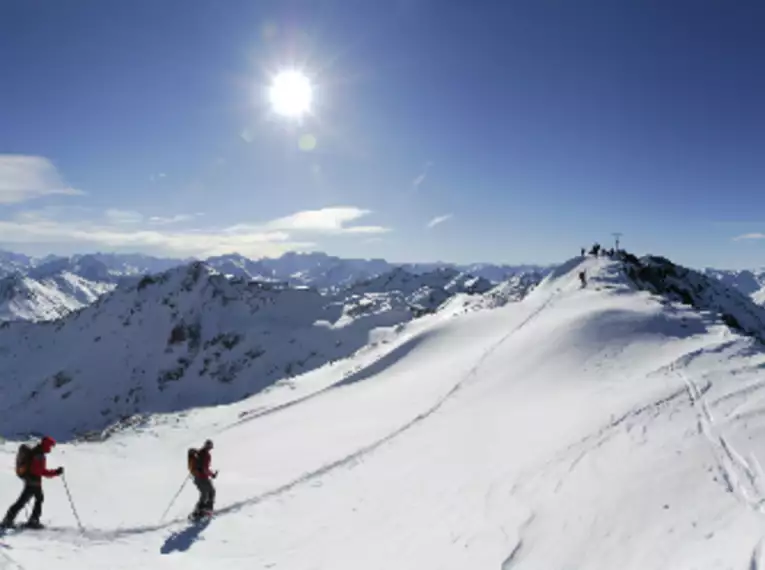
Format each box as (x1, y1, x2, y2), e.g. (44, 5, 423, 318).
(3, 255, 765, 568)
(0, 272, 116, 322)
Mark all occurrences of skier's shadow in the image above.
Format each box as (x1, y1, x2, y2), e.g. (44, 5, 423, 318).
(160, 519, 211, 554)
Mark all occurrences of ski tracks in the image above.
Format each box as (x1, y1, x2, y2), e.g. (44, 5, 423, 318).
(750, 539, 765, 570)
(679, 371, 765, 568)
(0, 543, 25, 570)
(680, 371, 765, 508)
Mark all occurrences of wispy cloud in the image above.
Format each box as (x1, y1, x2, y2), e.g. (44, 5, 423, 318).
(412, 161, 433, 189)
(105, 209, 144, 224)
(149, 172, 167, 183)
(232, 207, 390, 235)
(0, 206, 389, 258)
(733, 233, 765, 241)
(0, 155, 84, 204)
(426, 213, 453, 229)
(0, 215, 305, 259)
(149, 213, 202, 225)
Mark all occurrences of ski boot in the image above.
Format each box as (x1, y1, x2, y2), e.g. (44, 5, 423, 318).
(0, 518, 15, 530)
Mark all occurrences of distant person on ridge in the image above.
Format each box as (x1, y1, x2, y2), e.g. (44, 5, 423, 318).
(188, 439, 217, 520)
(581, 247, 586, 257)
(2, 436, 64, 529)
(579, 270, 587, 288)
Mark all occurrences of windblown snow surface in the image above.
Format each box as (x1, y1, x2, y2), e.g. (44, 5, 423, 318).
(4, 256, 765, 569)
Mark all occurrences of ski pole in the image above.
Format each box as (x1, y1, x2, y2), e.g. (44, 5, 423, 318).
(61, 474, 84, 532)
(159, 476, 189, 523)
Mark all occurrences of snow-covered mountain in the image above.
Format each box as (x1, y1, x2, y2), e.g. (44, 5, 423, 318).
(0, 250, 36, 278)
(0, 250, 184, 279)
(0, 263, 500, 439)
(441, 268, 548, 313)
(4, 253, 765, 569)
(0, 249, 548, 322)
(624, 254, 765, 341)
(0, 270, 117, 323)
(0, 248, 548, 289)
(702, 268, 765, 296)
(206, 252, 539, 291)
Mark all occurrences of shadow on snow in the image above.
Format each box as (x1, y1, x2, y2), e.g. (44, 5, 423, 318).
(160, 518, 211, 555)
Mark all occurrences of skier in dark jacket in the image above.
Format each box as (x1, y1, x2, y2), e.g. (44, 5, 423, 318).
(2, 436, 63, 529)
(190, 439, 217, 520)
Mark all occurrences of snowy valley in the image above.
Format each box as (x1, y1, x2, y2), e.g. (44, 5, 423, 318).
(3, 252, 765, 569)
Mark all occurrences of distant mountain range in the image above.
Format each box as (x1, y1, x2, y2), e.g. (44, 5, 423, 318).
(0, 250, 547, 285)
(0, 250, 550, 323)
(2, 248, 765, 326)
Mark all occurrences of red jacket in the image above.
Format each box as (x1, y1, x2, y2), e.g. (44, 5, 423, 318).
(27, 451, 58, 484)
(194, 450, 213, 479)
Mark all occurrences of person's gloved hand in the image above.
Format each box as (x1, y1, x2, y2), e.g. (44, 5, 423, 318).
(212, 471, 219, 479)
(55, 467, 64, 476)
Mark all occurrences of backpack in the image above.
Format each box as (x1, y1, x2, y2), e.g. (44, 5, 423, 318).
(187, 448, 199, 477)
(15, 444, 32, 479)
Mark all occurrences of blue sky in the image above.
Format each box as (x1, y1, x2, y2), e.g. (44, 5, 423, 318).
(2, 0, 765, 268)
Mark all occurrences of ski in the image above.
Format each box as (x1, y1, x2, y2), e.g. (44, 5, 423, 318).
(188, 511, 213, 523)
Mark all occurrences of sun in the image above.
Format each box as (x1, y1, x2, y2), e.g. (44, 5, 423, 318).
(268, 69, 313, 118)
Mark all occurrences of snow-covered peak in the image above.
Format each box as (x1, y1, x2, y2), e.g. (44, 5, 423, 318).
(702, 268, 765, 296)
(205, 254, 269, 280)
(78, 252, 189, 276)
(351, 267, 473, 295)
(0, 249, 36, 278)
(526, 252, 765, 345)
(0, 269, 117, 323)
(28, 254, 121, 284)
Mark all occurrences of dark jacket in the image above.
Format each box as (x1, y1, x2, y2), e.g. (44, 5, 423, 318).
(193, 449, 213, 480)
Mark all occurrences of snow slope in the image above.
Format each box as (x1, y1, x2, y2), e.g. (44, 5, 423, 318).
(3, 255, 765, 569)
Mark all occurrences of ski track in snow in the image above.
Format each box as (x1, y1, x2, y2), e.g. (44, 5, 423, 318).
(680, 370, 762, 505)
(750, 538, 765, 570)
(676, 368, 765, 566)
(0, 541, 25, 570)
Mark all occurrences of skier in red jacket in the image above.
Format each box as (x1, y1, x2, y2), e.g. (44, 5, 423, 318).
(2, 436, 64, 529)
(190, 439, 217, 520)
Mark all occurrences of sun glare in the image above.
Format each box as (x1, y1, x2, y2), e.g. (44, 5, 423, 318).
(268, 70, 313, 118)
